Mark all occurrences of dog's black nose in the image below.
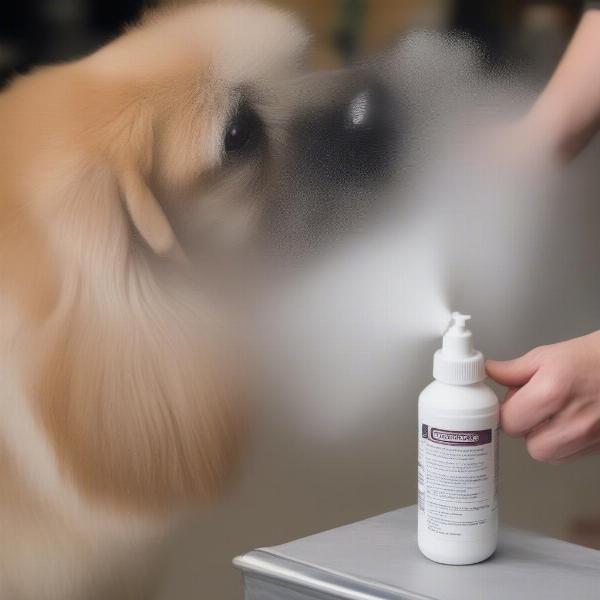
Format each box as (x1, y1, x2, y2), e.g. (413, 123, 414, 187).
(264, 74, 399, 250)
(291, 80, 397, 185)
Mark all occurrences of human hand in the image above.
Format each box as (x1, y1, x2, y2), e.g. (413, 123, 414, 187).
(486, 331, 600, 464)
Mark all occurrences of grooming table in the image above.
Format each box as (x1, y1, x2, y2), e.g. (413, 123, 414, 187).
(234, 505, 600, 599)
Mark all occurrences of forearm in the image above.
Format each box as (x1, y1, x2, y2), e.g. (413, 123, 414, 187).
(529, 10, 600, 162)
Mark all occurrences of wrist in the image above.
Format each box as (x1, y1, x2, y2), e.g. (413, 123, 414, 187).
(524, 107, 573, 165)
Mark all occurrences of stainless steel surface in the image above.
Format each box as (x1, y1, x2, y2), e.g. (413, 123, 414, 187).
(234, 505, 600, 600)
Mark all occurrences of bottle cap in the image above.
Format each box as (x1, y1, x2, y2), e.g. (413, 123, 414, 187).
(433, 312, 486, 385)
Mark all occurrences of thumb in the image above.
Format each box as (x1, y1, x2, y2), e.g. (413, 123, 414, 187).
(486, 350, 541, 387)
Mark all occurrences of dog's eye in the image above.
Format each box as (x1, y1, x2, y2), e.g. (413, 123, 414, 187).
(224, 105, 261, 154)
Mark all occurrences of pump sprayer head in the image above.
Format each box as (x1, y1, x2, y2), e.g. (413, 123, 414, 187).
(433, 311, 485, 385)
(449, 312, 471, 332)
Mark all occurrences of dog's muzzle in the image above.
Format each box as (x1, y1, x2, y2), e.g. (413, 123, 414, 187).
(263, 69, 401, 251)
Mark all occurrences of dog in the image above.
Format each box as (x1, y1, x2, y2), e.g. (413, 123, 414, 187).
(0, 1, 397, 598)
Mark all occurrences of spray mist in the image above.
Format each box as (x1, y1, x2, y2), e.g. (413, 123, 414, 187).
(417, 312, 499, 565)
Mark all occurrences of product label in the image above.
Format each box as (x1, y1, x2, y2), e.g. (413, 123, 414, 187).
(418, 423, 498, 540)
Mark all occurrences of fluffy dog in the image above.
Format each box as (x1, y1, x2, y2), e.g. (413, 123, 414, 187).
(0, 1, 397, 598)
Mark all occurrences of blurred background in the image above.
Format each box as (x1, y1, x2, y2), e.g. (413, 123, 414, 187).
(0, 0, 584, 87)
(2, 1, 599, 599)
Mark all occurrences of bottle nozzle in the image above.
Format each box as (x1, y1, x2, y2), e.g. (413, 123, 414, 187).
(434, 310, 485, 384)
(450, 312, 471, 333)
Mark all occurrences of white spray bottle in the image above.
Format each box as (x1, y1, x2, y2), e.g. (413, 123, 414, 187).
(418, 312, 499, 565)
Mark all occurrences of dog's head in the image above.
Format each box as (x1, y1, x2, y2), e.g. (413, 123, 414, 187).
(40, 2, 395, 266)
(1, 1, 397, 514)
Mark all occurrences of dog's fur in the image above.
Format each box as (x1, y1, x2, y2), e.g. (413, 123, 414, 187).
(0, 2, 310, 598)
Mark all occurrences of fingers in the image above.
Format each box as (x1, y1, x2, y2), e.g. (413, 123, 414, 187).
(525, 401, 600, 464)
(486, 348, 543, 387)
(500, 370, 571, 437)
(490, 334, 600, 464)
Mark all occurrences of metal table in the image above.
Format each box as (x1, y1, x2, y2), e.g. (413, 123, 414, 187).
(234, 505, 600, 600)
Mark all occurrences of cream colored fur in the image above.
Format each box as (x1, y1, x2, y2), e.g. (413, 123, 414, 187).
(0, 2, 308, 598)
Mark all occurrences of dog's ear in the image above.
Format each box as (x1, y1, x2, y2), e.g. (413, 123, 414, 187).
(111, 104, 185, 261)
(119, 166, 186, 262)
